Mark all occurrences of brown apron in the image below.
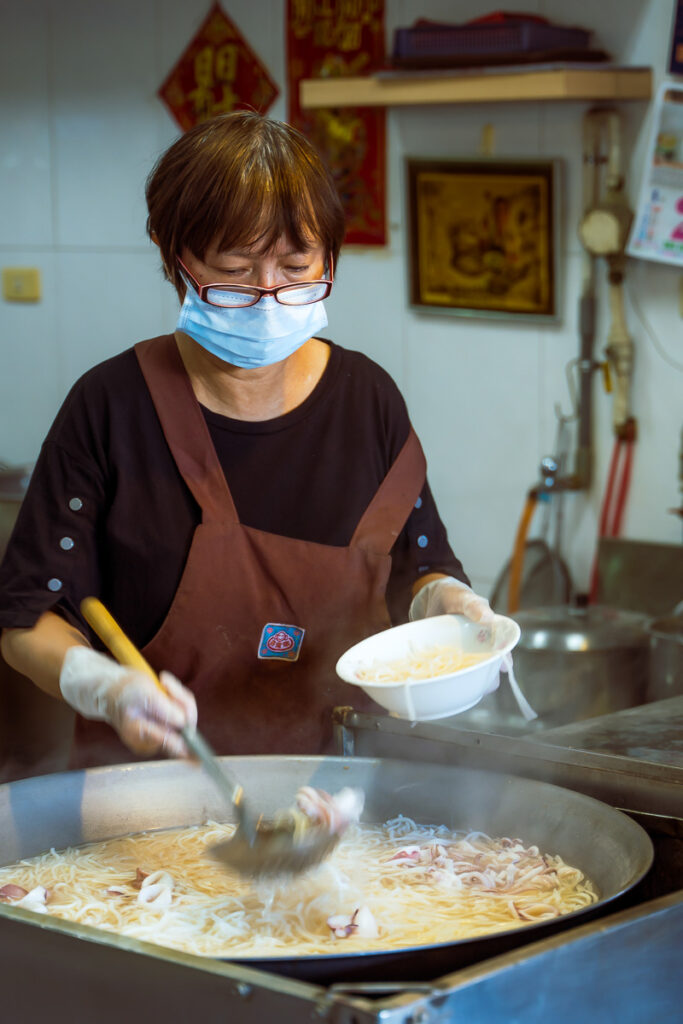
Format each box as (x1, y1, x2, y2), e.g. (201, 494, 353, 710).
(71, 335, 426, 767)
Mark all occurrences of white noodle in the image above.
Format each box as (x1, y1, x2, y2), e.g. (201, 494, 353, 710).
(0, 818, 598, 958)
(357, 646, 490, 684)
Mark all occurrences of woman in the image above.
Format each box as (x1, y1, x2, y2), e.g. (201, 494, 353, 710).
(0, 112, 492, 768)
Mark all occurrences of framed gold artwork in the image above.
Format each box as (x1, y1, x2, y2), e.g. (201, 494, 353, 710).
(406, 158, 561, 322)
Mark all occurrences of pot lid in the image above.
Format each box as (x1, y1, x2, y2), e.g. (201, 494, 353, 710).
(512, 605, 650, 653)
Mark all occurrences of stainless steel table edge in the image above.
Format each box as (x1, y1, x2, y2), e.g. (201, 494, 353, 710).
(2, 884, 680, 1023)
(333, 709, 683, 819)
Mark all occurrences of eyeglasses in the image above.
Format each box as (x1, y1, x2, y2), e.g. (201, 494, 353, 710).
(177, 256, 334, 308)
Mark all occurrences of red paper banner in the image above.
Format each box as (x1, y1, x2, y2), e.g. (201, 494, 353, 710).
(159, 3, 279, 131)
(287, 0, 387, 247)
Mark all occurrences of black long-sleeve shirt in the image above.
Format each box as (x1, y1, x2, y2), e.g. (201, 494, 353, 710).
(0, 339, 468, 649)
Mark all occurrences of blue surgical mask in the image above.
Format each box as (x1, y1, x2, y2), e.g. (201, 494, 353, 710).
(176, 287, 328, 369)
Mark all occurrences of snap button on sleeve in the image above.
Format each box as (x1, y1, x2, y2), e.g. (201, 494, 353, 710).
(47, 578, 62, 592)
(417, 535, 429, 548)
(68, 497, 83, 511)
(60, 537, 75, 550)
(414, 496, 423, 509)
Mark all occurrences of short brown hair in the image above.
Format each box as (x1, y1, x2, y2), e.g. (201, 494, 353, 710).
(146, 111, 346, 297)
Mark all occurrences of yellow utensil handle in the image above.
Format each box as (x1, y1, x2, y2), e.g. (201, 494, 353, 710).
(80, 597, 162, 691)
(81, 598, 245, 820)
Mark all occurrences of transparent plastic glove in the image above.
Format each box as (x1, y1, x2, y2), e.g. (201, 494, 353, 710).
(59, 646, 197, 758)
(409, 576, 495, 624)
(500, 652, 537, 721)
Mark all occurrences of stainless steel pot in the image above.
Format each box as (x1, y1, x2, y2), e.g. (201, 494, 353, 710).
(0, 756, 653, 984)
(647, 615, 683, 702)
(498, 605, 650, 726)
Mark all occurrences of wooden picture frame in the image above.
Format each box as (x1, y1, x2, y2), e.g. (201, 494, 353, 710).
(406, 158, 561, 322)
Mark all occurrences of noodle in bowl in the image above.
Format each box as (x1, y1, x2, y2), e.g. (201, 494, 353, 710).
(336, 614, 521, 720)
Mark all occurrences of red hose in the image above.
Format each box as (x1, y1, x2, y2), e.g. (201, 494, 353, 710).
(611, 439, 634, 537)
(599, 438, 621, 539)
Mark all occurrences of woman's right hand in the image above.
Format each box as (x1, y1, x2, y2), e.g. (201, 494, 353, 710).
(59, 647, 197, 758)
(410, 575, 494, 624)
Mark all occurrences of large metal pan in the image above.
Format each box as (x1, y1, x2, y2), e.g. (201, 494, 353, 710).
(0, 756, 652, 984)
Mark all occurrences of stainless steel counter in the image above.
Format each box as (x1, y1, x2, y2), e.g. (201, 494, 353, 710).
(332, 699, 683, 820)
(538, 695, 683, 767)
(370, 693, 683, 767)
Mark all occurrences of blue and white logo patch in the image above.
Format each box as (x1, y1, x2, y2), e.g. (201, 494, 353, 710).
(258, 623, 305, 662)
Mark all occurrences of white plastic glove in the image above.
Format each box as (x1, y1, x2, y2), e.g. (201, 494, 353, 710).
(409, 576, 495, 624)
(409, 578, 538, 721)
(59, 646, 197, 758)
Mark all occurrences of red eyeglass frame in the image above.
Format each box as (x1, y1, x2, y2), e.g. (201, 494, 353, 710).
(176, 255, 335, 307)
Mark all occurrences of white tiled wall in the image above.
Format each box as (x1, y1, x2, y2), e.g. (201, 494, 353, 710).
(1, 0, 681, 601)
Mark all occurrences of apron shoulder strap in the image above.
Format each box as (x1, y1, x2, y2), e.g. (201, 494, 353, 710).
(351, 428, 427, 555)
(135, 336, 238, 523)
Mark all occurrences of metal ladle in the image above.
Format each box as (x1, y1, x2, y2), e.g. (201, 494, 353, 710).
(80, 597, 341, 878)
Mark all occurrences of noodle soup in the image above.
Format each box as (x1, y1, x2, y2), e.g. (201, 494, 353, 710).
(0, 815, 598, 959)
(356, 645, 490, 683)
(336, 614, 521, 720)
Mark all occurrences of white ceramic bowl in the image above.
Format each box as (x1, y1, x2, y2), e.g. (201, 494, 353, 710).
(336, 614, 521, 721)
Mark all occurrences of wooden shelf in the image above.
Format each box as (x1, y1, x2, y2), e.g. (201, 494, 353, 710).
(300, 66, 652, 109)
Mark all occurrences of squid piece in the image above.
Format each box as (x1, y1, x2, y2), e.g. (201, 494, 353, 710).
(295, 786, 365, 834)
(389, 846, 421, 862)
(327, 905, 379, 939)
(512, 901, 560, 921)
(13, 886, 49, 914)
(0, 884, 29, 900)
(137, 870, 174, 910)
(271, 786, 364, 845)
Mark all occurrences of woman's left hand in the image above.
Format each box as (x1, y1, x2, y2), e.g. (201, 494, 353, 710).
(409, 576, 494, 624)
